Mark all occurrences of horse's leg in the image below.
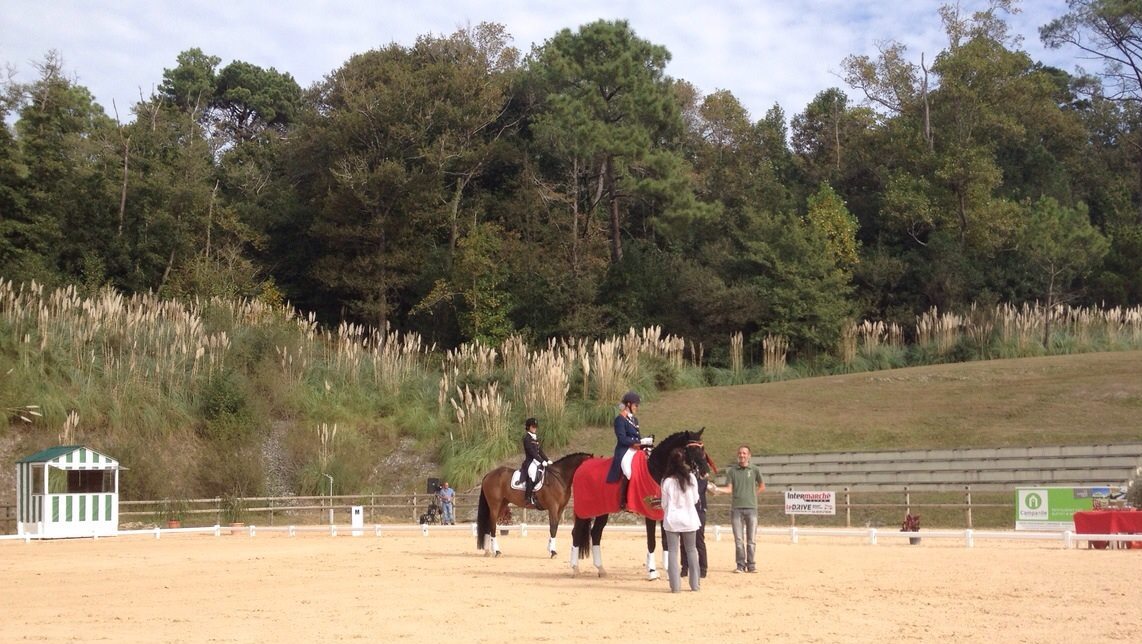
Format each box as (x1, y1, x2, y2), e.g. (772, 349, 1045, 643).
(570, 517, 592, 576)
(644, 517, 660, 581)
(590, 513, 609, 578)
(546, 503, 560, 558)
(489, 497, 505, 557)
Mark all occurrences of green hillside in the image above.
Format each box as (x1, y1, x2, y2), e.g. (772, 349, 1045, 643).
(570, 351, 1142, 467)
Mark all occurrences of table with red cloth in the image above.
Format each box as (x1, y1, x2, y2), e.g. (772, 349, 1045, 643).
(1072, 509, 1142, 549)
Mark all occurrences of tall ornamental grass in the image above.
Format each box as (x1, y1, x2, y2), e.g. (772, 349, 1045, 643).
(521, 348, 571, 442)
(6, 278, 1142, 494)
(762, 334, 789, 377)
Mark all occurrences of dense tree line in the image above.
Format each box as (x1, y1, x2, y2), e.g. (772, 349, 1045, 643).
(2, 2, 1140, 364)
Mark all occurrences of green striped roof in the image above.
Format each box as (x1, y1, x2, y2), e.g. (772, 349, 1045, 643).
(17, 445, 117, 466)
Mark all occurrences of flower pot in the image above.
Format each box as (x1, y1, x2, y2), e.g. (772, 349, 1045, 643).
(908, 536, 921, 545)
(166, 519, 182, 529)
(229, 522, 246, 536)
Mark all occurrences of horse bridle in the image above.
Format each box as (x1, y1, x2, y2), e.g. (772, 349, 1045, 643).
(685, 439, 718, 475)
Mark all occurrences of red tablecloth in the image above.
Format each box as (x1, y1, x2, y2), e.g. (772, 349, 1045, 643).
(1072, 510, 1142, 549)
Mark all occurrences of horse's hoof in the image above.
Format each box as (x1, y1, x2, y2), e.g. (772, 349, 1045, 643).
(483, 550, 491, 558)
(570, 566, 579, 577)
(647, 570, 660, 581)
(549, 551, 557, 559)
(597, 568, 607, 578)
(494, 550, 502, 558)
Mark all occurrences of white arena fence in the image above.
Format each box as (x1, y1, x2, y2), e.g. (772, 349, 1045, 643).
(1, 521, 1136, 549)
(0, 489, 1023, 533)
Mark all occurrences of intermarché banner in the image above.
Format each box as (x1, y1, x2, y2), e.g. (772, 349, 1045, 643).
(784, 490, 836, 515)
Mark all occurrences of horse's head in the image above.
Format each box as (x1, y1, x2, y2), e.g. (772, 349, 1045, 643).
(648, 428, 712, 482)
(683, 428, 714, 478)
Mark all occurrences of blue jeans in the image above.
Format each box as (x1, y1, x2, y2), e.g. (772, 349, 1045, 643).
(730, 508, 758, 571)
(442, 502, 454, 525)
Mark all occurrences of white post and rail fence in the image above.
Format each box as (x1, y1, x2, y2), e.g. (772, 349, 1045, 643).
(2, 488, 1136, 549)
(0, 486, 1028, 534)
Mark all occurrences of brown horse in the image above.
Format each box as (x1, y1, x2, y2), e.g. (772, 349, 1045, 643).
(476, 452, 593, 558)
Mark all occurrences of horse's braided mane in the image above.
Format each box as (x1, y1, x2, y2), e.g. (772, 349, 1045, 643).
(554, 451, 592, 464)
(546, 451, 593, 486)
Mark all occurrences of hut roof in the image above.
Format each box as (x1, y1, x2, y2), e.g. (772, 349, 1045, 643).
(17, 445, 118, 469)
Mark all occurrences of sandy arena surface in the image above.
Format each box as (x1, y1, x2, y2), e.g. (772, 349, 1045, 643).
(1, 525, 1139, 643)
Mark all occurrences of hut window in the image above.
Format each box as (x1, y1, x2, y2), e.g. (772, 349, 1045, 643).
(46, 468, 113, 493)
(66, 470, 113, 493)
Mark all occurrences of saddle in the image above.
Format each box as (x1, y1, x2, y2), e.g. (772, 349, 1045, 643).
(511, 463, 546, 491)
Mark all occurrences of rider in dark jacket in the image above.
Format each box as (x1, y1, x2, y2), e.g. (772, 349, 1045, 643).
(607, 391, 651, 509)
(521, 417, 550, 507)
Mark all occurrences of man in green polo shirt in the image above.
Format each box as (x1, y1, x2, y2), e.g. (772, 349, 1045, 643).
(714, 445, 765, 573)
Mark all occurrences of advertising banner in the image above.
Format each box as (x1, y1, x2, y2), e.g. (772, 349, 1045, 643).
(1015, 487, 1097, 531)
(784, 490, 836, 515)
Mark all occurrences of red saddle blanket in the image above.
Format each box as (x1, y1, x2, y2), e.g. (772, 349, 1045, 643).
(572, 449, 663, 520)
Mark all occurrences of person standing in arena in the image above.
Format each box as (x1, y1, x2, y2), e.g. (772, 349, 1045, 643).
(717, 445, 765, 573)
(660, 447, 701, 593)
(436, 481, 455, 525)
(680, 470, 709, 578)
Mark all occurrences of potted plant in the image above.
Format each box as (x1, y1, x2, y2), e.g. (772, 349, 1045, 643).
(497, 506, 513, 535)
(162, 498, 188, 529)
(901, 512, 921, 545)
(222, 494, 248, 534)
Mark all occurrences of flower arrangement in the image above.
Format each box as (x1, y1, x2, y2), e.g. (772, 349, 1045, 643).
(901, 512, 921, 544)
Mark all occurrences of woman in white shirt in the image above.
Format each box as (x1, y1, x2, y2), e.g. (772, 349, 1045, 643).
(660, 448, 701, 592)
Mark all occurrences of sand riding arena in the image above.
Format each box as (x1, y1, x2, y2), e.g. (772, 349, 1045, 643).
(1, 525, 1139, 643)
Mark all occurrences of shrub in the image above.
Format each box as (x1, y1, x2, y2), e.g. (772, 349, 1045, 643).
(1128, 473, 1142, 509)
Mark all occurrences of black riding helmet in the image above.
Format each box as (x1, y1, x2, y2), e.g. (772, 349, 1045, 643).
(621, 391, 641, 405)
(525, 417, 538, 429)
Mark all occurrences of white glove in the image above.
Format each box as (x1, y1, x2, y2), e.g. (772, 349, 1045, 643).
(639, 437, 653, 446)
(545, 460, 553, 466)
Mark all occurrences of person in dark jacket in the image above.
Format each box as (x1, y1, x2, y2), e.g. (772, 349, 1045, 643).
(521, 417, 550, 507)
(680, 473, 709, 578)
(606, 391, 652, 510)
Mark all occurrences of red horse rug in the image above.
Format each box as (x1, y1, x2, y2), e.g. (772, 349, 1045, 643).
(572, 449, 663, 521)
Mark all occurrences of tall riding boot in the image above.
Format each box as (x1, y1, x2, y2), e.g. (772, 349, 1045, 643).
(524, 480, 537, 507)
(618, 477, 630, 510)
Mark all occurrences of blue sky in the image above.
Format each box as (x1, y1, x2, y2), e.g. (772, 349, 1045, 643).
(2, 0, 1075, 122)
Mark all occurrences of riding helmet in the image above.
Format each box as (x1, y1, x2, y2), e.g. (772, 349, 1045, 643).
(621, 391, 641, 405)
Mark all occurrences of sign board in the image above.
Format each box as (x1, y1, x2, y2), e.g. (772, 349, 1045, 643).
(1015, 487, 1101, 531)
(784, 490, 836, 515)
(350, 505, 364, 536)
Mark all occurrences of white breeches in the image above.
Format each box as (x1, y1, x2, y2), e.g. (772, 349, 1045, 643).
(621, 448, 636, 478)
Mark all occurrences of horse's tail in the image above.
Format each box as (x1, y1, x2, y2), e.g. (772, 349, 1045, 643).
(476, 487, 492, 550)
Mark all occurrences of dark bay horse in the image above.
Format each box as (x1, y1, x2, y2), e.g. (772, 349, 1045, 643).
(570, 429, 711, 577)
(476, 452, 593, 557)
